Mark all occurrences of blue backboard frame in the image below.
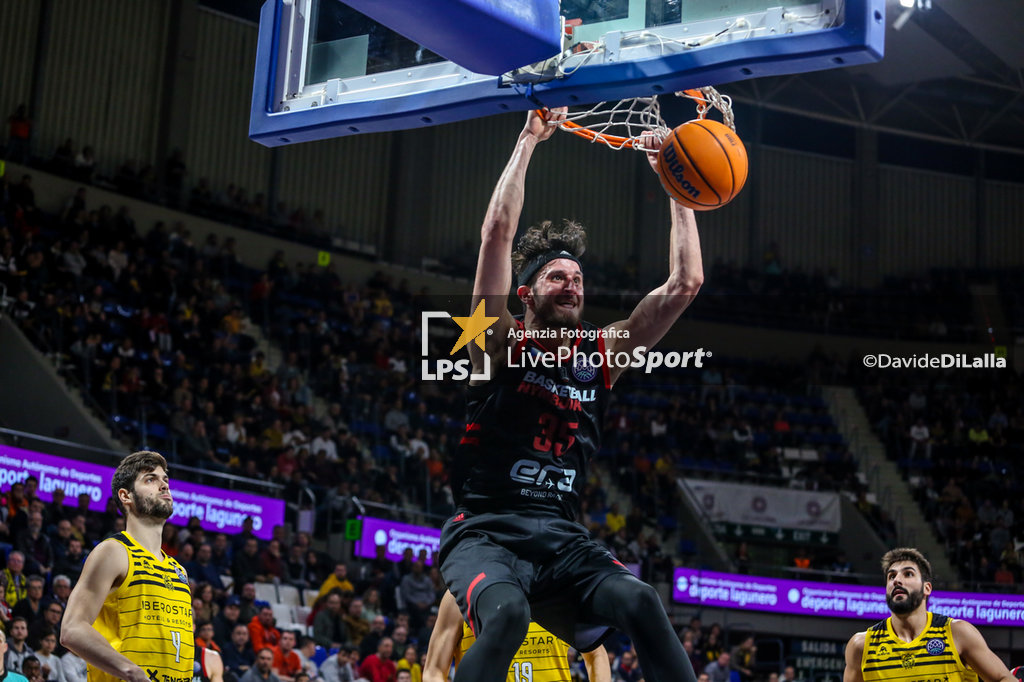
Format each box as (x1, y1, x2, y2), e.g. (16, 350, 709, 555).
(250, 0, 885, 147)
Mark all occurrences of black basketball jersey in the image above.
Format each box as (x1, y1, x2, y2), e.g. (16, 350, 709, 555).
(453, 318, 612, 520)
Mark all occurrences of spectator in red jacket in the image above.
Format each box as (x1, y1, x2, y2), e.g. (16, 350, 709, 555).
(249, 604, 281, 652)
(358, 637, 396, 682)
(271, 630, 302, 682)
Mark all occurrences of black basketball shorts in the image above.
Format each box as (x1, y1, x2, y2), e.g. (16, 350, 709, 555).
(438, 508, 633, 652)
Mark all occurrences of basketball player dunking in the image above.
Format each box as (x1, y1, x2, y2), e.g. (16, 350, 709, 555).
(844, 548, 1013, 682)
(62, 451, 195, 682)
(423, 590, 610, 682)
(437, 108, 702, 682)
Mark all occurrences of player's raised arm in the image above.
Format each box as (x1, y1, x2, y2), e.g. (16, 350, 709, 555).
(469, 108, 565, 369)
(952, 620, 1015, 682)
(603, 136, 703, 385)
(843, 632, 865, 682)
(60, 540, 148, 682)
(423, 591, 465, 682)
(582, 645, 611, 682)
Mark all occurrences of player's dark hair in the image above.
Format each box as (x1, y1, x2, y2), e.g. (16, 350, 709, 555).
(111, 450, 168, 515)
(511, 219, 587, 285)
(881, 547, 932, 583)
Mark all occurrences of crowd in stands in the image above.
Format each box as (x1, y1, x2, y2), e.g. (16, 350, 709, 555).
(2, 162, 919, 587)
(0, 473, 816, 682)
(0, 469, 446, 682)
(6, 108, 997, 344)
(687, 251, 979, 343)
(672, 618, 811, 682)
(6, 113, 347, 254)
(0, 162, 889, 586)
(857, 363, 1024, 587)
(4, 116, 1022, 680)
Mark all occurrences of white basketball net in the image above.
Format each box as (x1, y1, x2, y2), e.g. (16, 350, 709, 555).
(547, 86, 736, 152)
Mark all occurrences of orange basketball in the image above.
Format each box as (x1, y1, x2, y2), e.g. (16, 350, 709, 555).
(656, 119, 748, 210)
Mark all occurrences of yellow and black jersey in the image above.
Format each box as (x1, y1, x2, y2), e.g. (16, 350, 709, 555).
(458, 621, 570, 682)
(90, 531, 194, 682)
(862, 612, 978, 682)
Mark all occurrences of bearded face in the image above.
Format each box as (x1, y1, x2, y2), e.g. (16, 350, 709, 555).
(132, 484, 173, 520)
(886, 578, 926, 614)
(533, 289, 582, 328)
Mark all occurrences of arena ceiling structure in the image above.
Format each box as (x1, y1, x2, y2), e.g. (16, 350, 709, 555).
(727, 0, 1024, 154)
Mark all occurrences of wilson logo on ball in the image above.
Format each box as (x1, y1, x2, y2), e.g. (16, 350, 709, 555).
(660, 145, 701, 199)
(656, 119, 748, 211)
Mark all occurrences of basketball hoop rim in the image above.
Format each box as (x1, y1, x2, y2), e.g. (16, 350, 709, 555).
(541, 88, 734, 152)
(537, 109, 640, 149)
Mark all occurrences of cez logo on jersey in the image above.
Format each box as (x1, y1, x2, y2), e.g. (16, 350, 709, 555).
(510, 458, 577, 491)
(421, 300, 496, 381)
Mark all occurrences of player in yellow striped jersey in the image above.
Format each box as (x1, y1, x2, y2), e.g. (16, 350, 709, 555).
(61, 451, 195, 682)
(424, 591, 610, 682)
(844, 547, 1014, 682)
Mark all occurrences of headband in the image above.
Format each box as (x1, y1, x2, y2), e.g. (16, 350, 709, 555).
(517, 249, 582, 287)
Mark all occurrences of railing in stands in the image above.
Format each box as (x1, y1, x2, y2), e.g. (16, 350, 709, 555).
(744, 562, 1023, 594)
(675, 476, 736, 571)
(12, 318, 127, 441)
(323, 495, 450, 537)
(0, 426, 284, 496)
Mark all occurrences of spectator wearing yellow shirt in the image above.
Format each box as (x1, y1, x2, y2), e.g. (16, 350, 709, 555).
(371, 291, 393, 318)
(317, 563, 354, 600)
(396, 645, 422, 682)
(605, 503, 626, 534)
(654, 453, 674, 476)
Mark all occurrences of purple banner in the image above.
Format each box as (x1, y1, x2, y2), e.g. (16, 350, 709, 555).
(354, 515, 440, 565)
(672, 567, 1024, 627)
(0, 443, 284, 540)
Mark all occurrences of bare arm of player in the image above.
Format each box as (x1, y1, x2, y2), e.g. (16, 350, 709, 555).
(206, 650, 225, 682)
(423, 591, 465, 682)
(603, 189, 702, 384)
(843, 632, 865, 682)
(469, 108, 566, 372)
(582, 645, 611, 682)
(952, 619, 1015, 682)
(60, 540, 150, 682)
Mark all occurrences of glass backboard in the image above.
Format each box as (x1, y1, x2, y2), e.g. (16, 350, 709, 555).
(250, 0, 885, 146)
